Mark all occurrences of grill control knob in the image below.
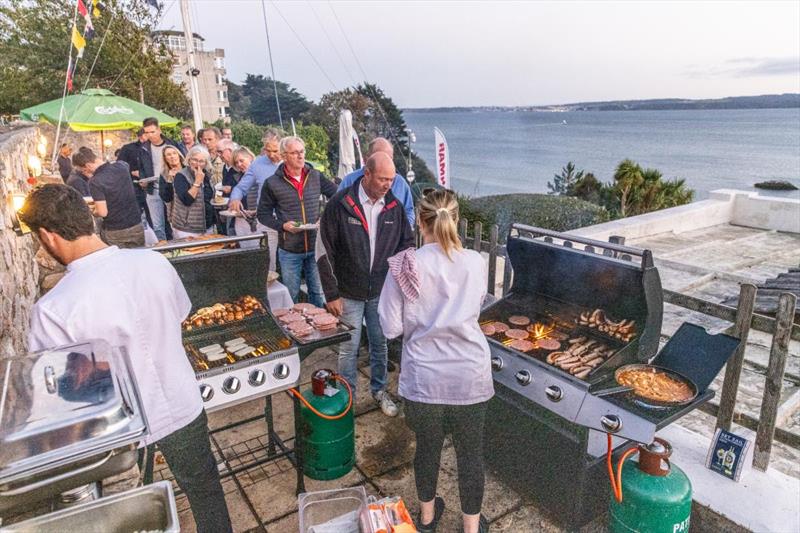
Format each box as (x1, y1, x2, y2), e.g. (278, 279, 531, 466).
(545, 385, 563, 402)
(199, 384, 214, 402)
(273, 363, 290, 380)
(515, 370, 532, 386)
(600, 414, 623, 433)
(491, 357, 504, 372)
(222, 377, 241, 394)
(249, 369, 266, 387)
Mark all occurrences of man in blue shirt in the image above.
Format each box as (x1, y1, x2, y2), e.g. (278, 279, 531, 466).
(229, 129, 281, 263)
(338, 137, 415, 228)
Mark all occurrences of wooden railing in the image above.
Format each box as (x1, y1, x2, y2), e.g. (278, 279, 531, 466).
(454, 220, 798, 471)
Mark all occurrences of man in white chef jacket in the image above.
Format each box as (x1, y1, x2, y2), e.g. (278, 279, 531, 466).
(22, 184, 232, 533)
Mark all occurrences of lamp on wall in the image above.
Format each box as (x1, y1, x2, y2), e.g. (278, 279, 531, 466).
(36, 135, 48, 158)
(9, 192, 30, 236)
(27, 155, 42, 178)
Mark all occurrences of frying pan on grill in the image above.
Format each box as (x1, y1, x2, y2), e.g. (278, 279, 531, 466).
(612, 363, 698, 409)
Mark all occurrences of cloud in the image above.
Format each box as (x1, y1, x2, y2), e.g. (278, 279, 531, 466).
(684, 57, 800, 78)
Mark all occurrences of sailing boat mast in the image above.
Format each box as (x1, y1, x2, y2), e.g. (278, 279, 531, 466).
(180, 0, 203, 131)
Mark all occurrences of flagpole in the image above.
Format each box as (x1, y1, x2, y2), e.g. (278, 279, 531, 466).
(180, 0, 204, 132)
(51, 0, 80, 169)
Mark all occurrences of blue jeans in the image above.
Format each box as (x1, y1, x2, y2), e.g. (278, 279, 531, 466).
(145, 192, 166, 241)
(277, 248, 325, 308)
(338, 296, 388, 401)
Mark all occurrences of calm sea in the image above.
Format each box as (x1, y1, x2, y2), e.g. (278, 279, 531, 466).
(403, 108, 800, 200)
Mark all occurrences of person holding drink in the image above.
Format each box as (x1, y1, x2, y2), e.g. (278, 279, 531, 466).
(170, 145, 216, 239)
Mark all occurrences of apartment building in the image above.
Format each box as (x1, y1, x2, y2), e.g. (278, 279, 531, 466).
(152, 30, 230, 123)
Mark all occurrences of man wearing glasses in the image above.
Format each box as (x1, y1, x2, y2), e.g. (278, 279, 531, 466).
(256, 136, 338, 307)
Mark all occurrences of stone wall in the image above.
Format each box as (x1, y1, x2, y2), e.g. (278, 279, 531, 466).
(0, 124, 44, 359)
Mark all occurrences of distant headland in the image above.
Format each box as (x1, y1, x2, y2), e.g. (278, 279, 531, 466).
(407, 93, 800, 112)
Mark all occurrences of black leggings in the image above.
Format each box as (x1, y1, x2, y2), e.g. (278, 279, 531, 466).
(404, 399, 488, 515)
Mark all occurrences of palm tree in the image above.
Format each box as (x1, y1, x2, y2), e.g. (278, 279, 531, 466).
(612, 159, 643, 217)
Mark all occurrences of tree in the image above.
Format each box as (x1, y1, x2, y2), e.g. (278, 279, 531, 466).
(569, 172, 604, 205)
(548, 162, 585, 195)
(240, 74, 311, 126)
(611, 159, 644, 217)
(303, 83, 435, 184)
(0, 0, 190, 118)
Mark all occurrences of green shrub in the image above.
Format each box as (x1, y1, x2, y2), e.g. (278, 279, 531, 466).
(457, 193, 610, 242)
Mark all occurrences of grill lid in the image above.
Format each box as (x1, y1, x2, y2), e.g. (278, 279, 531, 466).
(0, 340, 146, 482)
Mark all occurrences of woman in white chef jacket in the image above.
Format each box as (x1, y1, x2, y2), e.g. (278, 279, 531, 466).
(378, 189, 493, 533)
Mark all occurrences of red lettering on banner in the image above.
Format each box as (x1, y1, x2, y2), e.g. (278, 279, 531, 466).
(438, 142, 446, 185)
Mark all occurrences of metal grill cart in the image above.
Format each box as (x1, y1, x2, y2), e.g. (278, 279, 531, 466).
(149, 235, 352, 522)
(480, 225, 741, 529)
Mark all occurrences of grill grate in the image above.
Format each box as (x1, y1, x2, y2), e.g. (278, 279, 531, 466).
(182, 314, 292, 374)
(480, 294, 631, 381)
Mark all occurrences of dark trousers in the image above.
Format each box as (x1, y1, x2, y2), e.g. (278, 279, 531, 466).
(404, 399, 488, 515)
(157, 411, 232, 533)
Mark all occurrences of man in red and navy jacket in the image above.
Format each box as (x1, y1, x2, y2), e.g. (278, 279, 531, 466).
(316, 152, 414, 416)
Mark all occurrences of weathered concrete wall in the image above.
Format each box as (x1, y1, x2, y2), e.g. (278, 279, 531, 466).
(0, 125, 43, 359)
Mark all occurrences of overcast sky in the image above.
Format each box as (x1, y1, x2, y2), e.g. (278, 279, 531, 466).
(159, 0, 800, 108)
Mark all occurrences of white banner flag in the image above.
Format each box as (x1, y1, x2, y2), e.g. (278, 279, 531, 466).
(434, 127, 449, 188)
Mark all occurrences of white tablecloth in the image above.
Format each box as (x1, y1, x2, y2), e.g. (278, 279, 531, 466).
(267, 280, 293, 310)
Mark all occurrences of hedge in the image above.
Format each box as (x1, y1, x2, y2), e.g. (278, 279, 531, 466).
(457, 193, 610, 242)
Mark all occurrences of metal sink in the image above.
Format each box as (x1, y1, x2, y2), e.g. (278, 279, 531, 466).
(1, 481, 178, 532)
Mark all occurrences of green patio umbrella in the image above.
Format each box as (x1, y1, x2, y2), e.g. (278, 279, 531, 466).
(20, 88, 179, 131)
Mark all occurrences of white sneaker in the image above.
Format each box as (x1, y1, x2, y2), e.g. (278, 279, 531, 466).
(373, 390, 399, 417)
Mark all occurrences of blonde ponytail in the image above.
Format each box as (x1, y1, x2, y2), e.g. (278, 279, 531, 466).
(418, 189, 462, 260)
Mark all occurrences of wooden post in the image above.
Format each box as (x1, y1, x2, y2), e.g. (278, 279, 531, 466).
(458, 218, 467, 245)
(487, 225, 499, 296)
(472, 221, 482, 252)
(716, 284, 757, 432)
(753, 292, 796, 471)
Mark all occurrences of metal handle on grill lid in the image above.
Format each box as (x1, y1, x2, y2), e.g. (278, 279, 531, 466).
(222, 377, 240, 394)
(600, 414, 623, 433)
(515, 370, 532, 386)
(545, 385, 563, 402)
(491, 357, 504, 372)
(44, 365, 57, 394)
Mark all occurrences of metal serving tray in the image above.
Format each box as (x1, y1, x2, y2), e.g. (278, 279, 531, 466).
(0, 341, 147, 512)
(1, 481, 178, 532)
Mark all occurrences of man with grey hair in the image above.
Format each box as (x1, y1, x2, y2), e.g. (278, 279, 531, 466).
(229, 129, 282, 258)
(257, 135, 338, 307)
(339, 137, 415, 227)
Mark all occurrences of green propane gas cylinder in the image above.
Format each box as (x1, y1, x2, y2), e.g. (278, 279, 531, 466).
(610, 438, 692, 533)
(299, 369, 355, 480)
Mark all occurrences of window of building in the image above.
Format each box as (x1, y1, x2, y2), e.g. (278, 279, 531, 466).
(215, 73, 224, 85)
(193, 38, 203, 51)
(217, 90, 228, 102)
(214, 56, 224, 69)
(167, 35, 184, 51)
(219, 107, 227, 118)
(172, 70, 183, 83)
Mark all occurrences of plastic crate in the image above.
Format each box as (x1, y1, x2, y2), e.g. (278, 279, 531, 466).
(298, 486, 369, 533)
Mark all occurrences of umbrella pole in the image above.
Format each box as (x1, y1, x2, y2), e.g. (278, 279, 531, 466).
(100, 130, 105, 160)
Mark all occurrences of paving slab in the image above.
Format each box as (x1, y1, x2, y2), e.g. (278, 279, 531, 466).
(355, 408, 416, 478)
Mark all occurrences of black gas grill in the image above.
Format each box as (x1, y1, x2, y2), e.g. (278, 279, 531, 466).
(482, 224, 740, 528)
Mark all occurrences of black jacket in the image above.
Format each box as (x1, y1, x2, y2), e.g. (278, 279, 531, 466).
(316, 178, 414, 301)
(256, 163, 338, 253)
(136, 135, 182, 194)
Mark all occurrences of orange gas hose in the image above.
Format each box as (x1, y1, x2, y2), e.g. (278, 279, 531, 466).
(288, 375, 353, 420)
(607, 433, 639, 503)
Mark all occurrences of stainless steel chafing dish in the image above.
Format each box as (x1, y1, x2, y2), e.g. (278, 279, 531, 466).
(0, 340, 147, 515)
(2, 481, 178, 532)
